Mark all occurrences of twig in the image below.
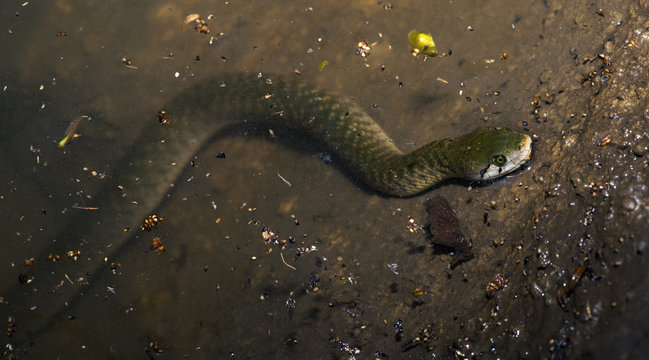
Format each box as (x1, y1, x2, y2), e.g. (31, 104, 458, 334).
(280, 252, 296, 270)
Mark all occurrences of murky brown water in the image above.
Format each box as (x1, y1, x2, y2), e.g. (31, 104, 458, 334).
(2, 0, 649, 359)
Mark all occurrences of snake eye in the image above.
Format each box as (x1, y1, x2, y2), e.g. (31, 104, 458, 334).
(492, 154, 507, 167)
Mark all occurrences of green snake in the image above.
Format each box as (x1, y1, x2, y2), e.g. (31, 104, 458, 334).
(155, 73, 532, 196)
(9, 73, 532, 339)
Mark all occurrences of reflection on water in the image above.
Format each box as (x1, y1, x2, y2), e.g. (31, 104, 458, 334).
(1, 1, 547, 358)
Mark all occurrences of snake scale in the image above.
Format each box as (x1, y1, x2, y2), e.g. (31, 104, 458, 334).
(9, 73, 532, 339)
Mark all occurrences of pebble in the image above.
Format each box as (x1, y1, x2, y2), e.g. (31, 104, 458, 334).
(632, 143, 648, 157)
(622, 197, 638, 212)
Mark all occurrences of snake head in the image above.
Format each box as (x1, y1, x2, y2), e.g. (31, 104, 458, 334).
(453, 128, 532, 181)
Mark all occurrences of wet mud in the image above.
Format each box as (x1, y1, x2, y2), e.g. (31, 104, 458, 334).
(1, 0, 649, 359)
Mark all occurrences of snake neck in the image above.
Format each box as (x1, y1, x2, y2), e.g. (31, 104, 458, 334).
(358, 139, 457, 196)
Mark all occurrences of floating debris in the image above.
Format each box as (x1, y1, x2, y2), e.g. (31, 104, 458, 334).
(141, 214, 164, 231)
(486, 273, 508, 297)
(121, 57, 138, 69)
(58, 115, 87, 148)
(156, 110, 170, 124)
(296, 245, 317, 256)
(318, 60, 329, 71)
(56, 31, 67, 37)
(151, 237, 166, 255)
(6, 319, 16, 337)
(194, 22, 209, 33)
(184, 14, 200, 25)
(67, 249, 81, 261)
(277, 172, 292, 187)
(402, 325, 434, 352)
(145, 340, 164, 354)
(184, 13, 211, 34)
(47, 253, 61, 262)
(261, 227, 280, 243)
(356, 41, 372, 57)
(106, 260, 121, 275)
(599, 135, 612, 146)
(406, 216, 423, 233)
(408, 29, 437, 57)
(394, 318, 404, 339)
(71, 205, 99, 210)
(280, 253, 296, 270)
(387, 263, 399, 274)
(557, 261, 589, 309)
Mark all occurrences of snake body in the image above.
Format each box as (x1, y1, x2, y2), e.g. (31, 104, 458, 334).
(10, 73, 532, 339)
(151, 73, 532, 197)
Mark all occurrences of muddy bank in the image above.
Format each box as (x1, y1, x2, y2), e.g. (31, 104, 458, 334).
(510, 1, 649, 358)
(448, 0, 649, 358)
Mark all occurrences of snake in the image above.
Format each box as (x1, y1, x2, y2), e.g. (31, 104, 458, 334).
(9, 72, 532, 342)
(156, 73, 532, 197)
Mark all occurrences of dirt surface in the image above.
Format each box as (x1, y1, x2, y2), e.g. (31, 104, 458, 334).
(1, 0, 649, 359)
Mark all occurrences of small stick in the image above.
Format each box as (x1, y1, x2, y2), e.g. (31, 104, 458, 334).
(277, 172, 292, 187)
(71, 205, 99, 210)
(64, 274, 74, 285)
(280, 252, 296, 270)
